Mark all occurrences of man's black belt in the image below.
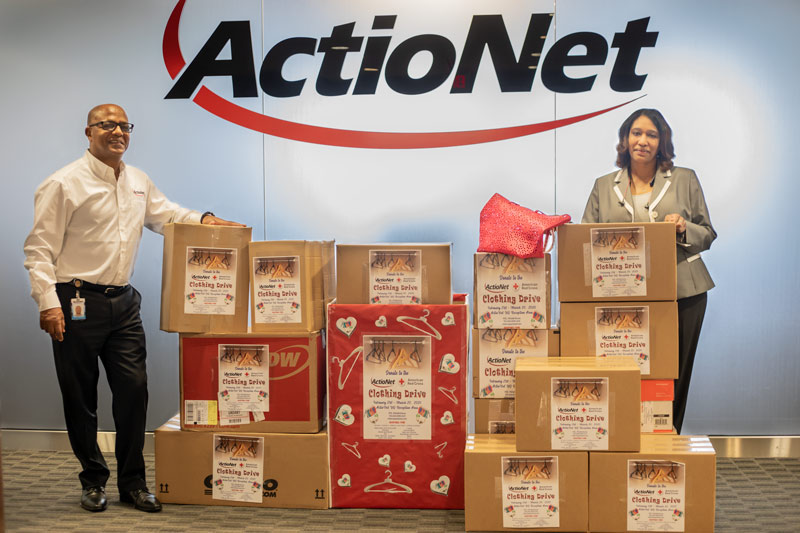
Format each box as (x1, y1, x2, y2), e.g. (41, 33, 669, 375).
(65, 279, 130, 297)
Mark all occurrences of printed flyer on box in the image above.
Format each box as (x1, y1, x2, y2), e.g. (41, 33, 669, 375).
(252, 255, 302, 324)
(590, 227, 647, 298)
(476, 253, 547, 329)
(184, 246, 237, 315)
(627, 460, 686, 531)
(551, 377, 609, 450)
(212, 435, 264, 503)
(368, 249, 422, 304)
(217, 344, 269, 415)
(478, 328, 548, 398)
(595, 306, 651, 375)
(501, 456, 560, 528)
(362, 335, 431, 440)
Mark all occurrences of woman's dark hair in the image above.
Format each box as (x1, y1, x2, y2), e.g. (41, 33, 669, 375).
(616, 108, 675, 171)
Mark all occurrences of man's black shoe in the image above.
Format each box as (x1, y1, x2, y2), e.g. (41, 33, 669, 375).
(120, 488, 162, 512)
(80, 486, 107, 512)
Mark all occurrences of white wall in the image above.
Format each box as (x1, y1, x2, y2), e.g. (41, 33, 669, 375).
(1, 0, 797, 435)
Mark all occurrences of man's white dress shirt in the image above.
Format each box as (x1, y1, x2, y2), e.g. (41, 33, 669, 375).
(24, 150, 200, 311)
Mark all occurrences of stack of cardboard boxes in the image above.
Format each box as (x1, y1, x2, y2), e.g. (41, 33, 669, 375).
(559, 223, 679, 434)
(326, 244, 469, 509)
(472, 252, 559, 434)
(464, 222, 716, 532)
(154, 223, 334, 509)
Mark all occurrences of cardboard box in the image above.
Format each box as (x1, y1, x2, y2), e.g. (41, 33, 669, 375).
(155, 415, 329, 508)
(558, 223, 677, 302)
(335, 243, 452, 304)
(327, 299, 469, 508)
(472, 328, 559, 399)
(160, 223, 252, 333)
(515, 357, 641, 452)
(464, 434, 588, 532)
(248, 240, 333, 333)
(473, 398, 516, 434)
(180, 331, 324, 433)
(474, 253, 551, 329)
(589, 434, 716, 532)
(560, 301, 678, 379)
(642, 379, 674, 433)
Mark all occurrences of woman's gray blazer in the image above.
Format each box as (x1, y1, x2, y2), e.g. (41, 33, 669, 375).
(581, 166, 716, 299)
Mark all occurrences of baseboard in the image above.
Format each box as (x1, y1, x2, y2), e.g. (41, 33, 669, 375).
(1, 429, 154, 454)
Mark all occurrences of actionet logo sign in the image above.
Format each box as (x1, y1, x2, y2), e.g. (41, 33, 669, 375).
(163, 0, 658, 148)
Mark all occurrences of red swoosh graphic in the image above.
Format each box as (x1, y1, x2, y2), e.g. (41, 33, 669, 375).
(163, 0, 642, 149)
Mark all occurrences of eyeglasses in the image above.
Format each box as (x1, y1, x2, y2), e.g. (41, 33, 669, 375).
(89, 121, 134, 133)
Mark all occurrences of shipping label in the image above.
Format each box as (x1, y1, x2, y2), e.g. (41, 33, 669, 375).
(212, 435, 264, 503)
(476, 253, 547, 329)
(478, 328, 547, 398)
(218, 344, 269, 415)
(252, 255, 302, 324)
(501, 456, 560, 528)
(184, 400, 218, 426)
(595, 306, 651, 375)
(362, 335, 431, 440)
(551, 377, 609, 450)
(368, 249, 422, 304)
(184, 246, 237, 315)
(590, 227, 647, 297)
(627, 460, 686, 531)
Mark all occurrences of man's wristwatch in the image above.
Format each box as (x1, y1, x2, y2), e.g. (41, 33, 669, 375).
(200, 211, 215, 223)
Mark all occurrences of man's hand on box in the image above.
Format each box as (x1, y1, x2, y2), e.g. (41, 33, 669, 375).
(201, 215, 247, 227)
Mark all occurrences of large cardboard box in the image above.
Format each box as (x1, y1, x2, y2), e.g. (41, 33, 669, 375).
(335, 243, 452, 304)
(589, 434, 716, 532)
(515, 357, 641, 452)
(160, 223, 252, 333)
(327, 298, 469, 508)
(248, 240, 333, 333)
(474, 253, 551, 329)
(473, 398, 516, 434)
(472, 328, 559, 399)
(642, 379, 674, 433)
(180, 331, 324, 433)
(558, 222, 677, 302)
(154, 415, 329, 508)
(560, 301, 678, 379)
(464, 434, 588, 532)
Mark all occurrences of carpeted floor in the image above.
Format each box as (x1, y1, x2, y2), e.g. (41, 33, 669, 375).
(2, 451, 800, 532)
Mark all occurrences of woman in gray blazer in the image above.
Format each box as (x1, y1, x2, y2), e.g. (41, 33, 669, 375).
(582, 108, 716, 434)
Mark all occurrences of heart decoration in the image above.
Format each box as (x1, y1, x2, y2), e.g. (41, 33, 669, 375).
(333, 404, 354, 426)
(374, 315, 387, 328)
(378, 454, 391, 467)
(404, 460, 416, 473)
(336, 317, 357, 338)
(430, 475, 450, 496)
(337, 474, 351, 487)
(441, 312, 455, 326)
(438, 353, 460, 374)
(440, 411, 454, 425)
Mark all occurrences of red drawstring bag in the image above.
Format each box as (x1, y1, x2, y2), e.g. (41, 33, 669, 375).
(477, 193, 571, 258)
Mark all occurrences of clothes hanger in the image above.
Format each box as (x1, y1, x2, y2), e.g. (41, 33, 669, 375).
(363, 470, 412, 494)
(434, 441, 447, 458)
(438, 385, 458, 404)
(341, 441, 361, 459)
(397, 309, 442, 340)
(331, 346, 363, 390)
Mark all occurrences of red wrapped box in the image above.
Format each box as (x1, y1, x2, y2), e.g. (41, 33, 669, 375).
(327, 296, 469, 509)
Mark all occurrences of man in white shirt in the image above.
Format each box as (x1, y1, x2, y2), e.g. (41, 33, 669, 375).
(23, 103, 244, 513)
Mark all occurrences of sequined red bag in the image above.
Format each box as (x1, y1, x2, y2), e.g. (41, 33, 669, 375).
(477, 193, 571, 258)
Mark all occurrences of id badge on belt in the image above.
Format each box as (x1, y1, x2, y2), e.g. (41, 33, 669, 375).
(71, 289, 86, 321)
